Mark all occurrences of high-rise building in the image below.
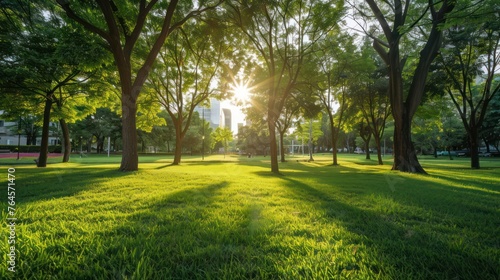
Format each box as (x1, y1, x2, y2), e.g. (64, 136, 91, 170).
(221, 108, 232, 131)
(195, 98, 221, 130)
(195, 99, 236, 133)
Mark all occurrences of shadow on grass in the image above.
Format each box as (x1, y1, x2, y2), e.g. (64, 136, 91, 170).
(154, 163, 176, 169)
(82, 181, 280, 279)
(6, 157, 499, 279)
(278, 173, 499, 279)
(152, 157, 268, 169)
(11, 167, 130, 204)
(429, 170, 500, 195)
(250, 161, 362, 178)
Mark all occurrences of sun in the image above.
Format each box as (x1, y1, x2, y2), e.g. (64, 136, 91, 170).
(230, 80, 251, 102)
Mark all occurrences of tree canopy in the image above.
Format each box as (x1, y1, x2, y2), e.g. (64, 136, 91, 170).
(1, 0, 498, 172)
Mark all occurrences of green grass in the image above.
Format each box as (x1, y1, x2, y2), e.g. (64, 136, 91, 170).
(1, 154, 499, 279)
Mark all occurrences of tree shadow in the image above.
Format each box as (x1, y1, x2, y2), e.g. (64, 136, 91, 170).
(250, 161, 362, 178)
(154, 163, 176, 169)
(76, 181, 281, 279)
(12, 167, 130, 204)
(278, 174, 499, 279)
(428, 171, 500, 195)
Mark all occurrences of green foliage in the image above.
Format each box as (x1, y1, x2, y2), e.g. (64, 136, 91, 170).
(481, 92, 500, 149)
(413, 97, 466, 153)
(211, 127, 233, 155)
(236, 124, 269, 155)
(69, 107, 122, 153)
(182, 112, 214, 153)
(435, 1, 500, 167)
(294, 118, 324, 145)
(0, 144, 61, 153)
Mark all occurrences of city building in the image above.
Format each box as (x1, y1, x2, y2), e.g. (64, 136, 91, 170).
(0, 111, 59, 146)
(195, 98, 235, 133)
(221, 108, 232, 131)
(194, 98, 221, 130)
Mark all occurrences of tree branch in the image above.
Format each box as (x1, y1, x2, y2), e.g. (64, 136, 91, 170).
(365, 0, 392, 41)
(55, 0, 110, 41)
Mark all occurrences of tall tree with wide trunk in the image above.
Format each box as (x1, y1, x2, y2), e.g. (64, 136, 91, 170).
(359, 0, 456, 173)
(227, 0, 343, 174)
(57, 0, 222, 171)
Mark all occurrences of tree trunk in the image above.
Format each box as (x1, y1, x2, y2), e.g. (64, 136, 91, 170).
(308, 119, 314, 162)
(365, 136, 371, 160)
(172, 120, 183, 165)
(374, 133, 383, 165)
(279, 131, 286, 162)
(328, 113, 338, 165)
(87, 138, 92, 153)
(99, 136, 105, 154)
(469, 126, 480, 169)
(119, 98, 139, 171)
(268, 118, 279, 174)
(95, 136, 100, 154)
(59, 119, 71, 163)
(387, 38, 426, 174)
(484, 139, 490, 153)
(37, 96, 53, 167)
(392, 112, 426, 173)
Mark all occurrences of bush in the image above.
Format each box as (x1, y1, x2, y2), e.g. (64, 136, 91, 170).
(0, 145, 62, 153)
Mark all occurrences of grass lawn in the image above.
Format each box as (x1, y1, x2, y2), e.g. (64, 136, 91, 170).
(1, 153, 499, 279)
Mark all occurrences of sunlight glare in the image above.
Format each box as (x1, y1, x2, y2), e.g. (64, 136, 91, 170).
(230, 80, 251, 102)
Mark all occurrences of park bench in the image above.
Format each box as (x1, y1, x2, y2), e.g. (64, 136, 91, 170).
(0, 149, 11, 153)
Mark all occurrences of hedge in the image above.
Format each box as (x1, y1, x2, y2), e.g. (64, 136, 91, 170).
(0, 145, 62, 153)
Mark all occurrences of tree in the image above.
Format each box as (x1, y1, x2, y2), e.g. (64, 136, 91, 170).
(350, 41, 391, 164)
(358, 0, 456, 173)
(177, 111, 213, 155)
(276, 97, 301, 162)
(142, 110, 176, 153)
(236, 122, 270, 156)
(227, 0, 344, 174)
(313, 32, 362, 165)
(357, 120, 372, 159)
(56, 0, 222, 171)
(412, 98, 465, 158)
(438, 8, 500, 168)
(212, 127, 233, 158)
(481, 93, 500, 152)
(148, 17, 226, 165)
(69, 107, 122, 154)
(0, 1, 105, 166)
(293, 115, 324, 161)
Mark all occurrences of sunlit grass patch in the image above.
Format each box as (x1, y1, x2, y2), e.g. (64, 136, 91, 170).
(0, 154, 498, 279)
